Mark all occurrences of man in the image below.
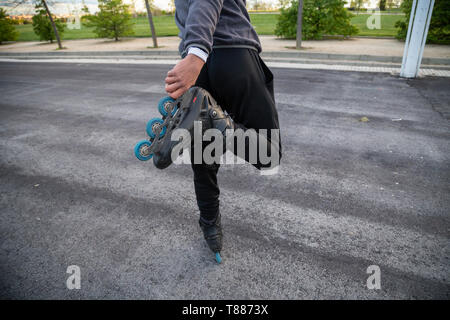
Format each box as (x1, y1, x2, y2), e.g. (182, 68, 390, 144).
(163, 0, 281, 261)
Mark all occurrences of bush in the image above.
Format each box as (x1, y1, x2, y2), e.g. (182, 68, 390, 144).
(141, 8, 166, 16)
(275, 2, 298, 39)
(84, 0, 134, 41)
(395, 0, 450, 44)
(9, 18, 20, 25)
(32, 9, 65, 43)
(275, 0, 358, 40)
(0, 8, 19, 44)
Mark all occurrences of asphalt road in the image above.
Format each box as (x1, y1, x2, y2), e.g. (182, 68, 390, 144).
(0, 62, 449, 299)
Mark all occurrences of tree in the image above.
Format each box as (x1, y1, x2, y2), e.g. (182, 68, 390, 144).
(357, 0, 368, 12)
(275, 0, 358, 40)
(379, 0, 386, 11)
(167, 0, 175, 14)
(296, 0, 303, 48)
(395, 0, 450, 45)
(6, 0, 63, 48)
(386, 0, 402, 9)
(85, 0, 134, 41)
(0, 8, 19, 44)
(42, 0, 62, 48)
(32, 6, 65, 44)
(248, 0, 274, 11)
(129, 0, 138, 18)
(144, 0, 158, 47)
(278, 0, 291, 7)
(350, 0, 368, 13)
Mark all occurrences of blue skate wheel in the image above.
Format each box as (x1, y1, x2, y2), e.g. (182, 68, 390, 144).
(134, 140, 153, 161)
(158, 96, 177, 117)
(146, 118, 166, 139)
(215, 252, 222, 264)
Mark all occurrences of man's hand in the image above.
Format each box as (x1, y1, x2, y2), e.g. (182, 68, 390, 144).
(165, 54, 205, 99)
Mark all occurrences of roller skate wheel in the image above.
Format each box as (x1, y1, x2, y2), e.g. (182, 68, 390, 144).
(158, 96, 177, 117)
(134, 140, 153, 161)
(215, 252, 222, 264)
(146, 118, 166, 139)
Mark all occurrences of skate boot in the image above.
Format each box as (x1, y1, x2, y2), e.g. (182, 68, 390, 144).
(133, 87, 235, 169)
(199, 214, 223, 263)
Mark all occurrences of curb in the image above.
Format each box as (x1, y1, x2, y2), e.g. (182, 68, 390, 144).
(7, 55, 448, 71)
(1, 57, 449, 77)
(261, 51, 450, 65)
(0, 50, 448, 66)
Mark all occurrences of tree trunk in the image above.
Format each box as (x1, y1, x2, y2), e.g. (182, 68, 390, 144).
(296, 0, 303, 49)
(144, 0, 158, 48)
(113, 24, 118, 41)
(41, 0, 62, 49)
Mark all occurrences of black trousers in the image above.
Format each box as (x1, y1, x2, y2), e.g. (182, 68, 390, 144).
(192, 48, 281, 222)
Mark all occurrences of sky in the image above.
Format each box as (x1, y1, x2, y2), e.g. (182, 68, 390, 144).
(152, 0, 283, 10)
(0, 1, 382, 16)
(154, 0, 170, 11)
(0, 0, 279, 10)
(0, 1, 283, 10)
(0, 0, 281, 15)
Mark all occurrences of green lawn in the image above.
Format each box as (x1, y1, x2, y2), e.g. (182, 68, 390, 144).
(14, 13, 404, 41)
(15, 16, 180, 41)
(351, 14, 403, 37)
(247, 13, 279, 35)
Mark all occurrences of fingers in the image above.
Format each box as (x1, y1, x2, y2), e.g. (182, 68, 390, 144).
(165, 81, 183, 94)
(168, 87, 186, 100)
(167, 69, 177, 77)
(165, 68, 178, 86)
(164, 56, 200, 99)
(165, 75, 177, 85)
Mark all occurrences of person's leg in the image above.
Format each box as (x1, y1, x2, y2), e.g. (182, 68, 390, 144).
(189, 64, 223, 256)
(191, 162, 220, 222)
(206, 48, 282, 169)
(191, 63, 221, 223)
(190, 47, 281, 215)
(186, 49, 282, 256)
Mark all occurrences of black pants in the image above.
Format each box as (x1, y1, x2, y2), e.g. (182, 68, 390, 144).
(192, 48, 281, 222)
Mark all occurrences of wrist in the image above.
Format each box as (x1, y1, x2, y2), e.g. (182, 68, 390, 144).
(187, 46, 208, 63)
(186, 53, 205, 68)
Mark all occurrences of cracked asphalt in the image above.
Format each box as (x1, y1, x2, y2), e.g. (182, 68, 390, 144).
(0, 61, 449, 299)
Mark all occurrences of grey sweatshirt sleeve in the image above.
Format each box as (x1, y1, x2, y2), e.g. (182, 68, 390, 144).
(183, 0, 225, 55)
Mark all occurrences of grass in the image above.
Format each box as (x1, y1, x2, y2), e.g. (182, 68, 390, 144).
(247, 13, 279, 35)
(13, 13, 404, 42)
(15, 16, 179, 41)
(351, 14, 403, 37)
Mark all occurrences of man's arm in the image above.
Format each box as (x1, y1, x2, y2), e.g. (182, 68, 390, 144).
(165, 0, 225, 99)
(183, 0, 225, 55)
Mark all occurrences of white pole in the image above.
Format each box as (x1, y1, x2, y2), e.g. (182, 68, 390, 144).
(416, 0, 435, 77)
(400, 0, 417, 75)
(400, 0, 435, 78)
